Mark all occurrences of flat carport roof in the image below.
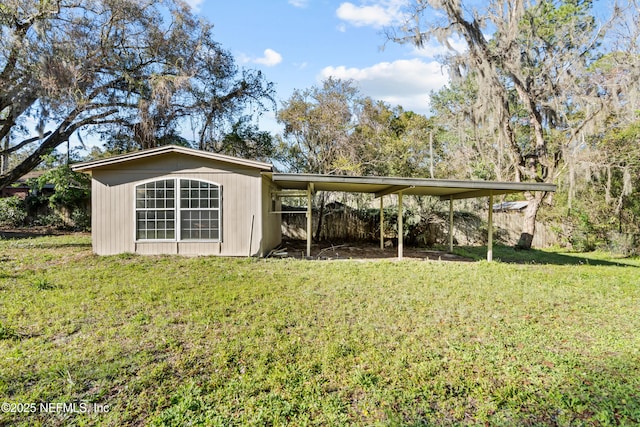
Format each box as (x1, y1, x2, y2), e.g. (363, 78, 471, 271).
(269, 173, 556, 261)
(271, 173, 556, 199)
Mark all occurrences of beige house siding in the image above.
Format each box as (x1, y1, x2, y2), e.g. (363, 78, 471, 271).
(89, 152, 276, 256)
(91, 176, 135, 255)
(260, 176, 282, 256)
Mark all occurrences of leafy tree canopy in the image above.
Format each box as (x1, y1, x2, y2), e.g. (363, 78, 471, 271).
(0, 0, 274, 189)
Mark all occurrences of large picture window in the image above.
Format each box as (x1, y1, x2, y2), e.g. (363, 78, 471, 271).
(135, 179, 221, 241)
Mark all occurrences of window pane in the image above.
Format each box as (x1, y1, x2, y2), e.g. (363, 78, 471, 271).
(176, 180, 220, 241)
(135, 179, 176, 240)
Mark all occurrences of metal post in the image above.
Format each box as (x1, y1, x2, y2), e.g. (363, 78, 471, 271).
(306, 183, 313, 258)
(449, 196, 454, 253)
(380, 196, 384, 249)
(487, 192, 494, 262)
(398, 191, 403, 260)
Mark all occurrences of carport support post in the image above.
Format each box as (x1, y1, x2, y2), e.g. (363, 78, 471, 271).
(306, 183, 313, 258)
(487, 192, 494, 262)
(398, 191, 403, 260)
(448, 196, 454, 253)
(380, 196, 384, 249)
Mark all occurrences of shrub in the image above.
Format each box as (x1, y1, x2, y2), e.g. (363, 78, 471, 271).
(71, 208, 91, 231)
(608, 232, 638, 257)
(32, 213, 65, 228)
(0, 196, 27, 227)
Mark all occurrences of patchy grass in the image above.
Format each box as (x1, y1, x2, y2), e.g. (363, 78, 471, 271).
(0, 235, 639, 426)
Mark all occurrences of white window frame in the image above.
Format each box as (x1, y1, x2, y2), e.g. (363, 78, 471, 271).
(134, 177, 222, 243)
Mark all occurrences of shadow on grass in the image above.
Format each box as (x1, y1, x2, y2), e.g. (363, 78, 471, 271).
(0, 231, 91, 249)
(0, 230, 64, 239)
(455, 245, 638, 267)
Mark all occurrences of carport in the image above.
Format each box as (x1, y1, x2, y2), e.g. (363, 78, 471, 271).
(269, 173, 556, 261)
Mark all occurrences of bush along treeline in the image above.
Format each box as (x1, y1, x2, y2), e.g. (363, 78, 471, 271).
(0, 160, 90, 231)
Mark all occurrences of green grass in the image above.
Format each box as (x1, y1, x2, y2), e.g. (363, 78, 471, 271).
(1, 235, 639, 426)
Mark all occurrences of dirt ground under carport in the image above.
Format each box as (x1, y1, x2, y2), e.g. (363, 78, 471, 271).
(270, 239, 473, 262)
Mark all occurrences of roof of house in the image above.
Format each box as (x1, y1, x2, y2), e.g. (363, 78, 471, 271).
(71, 145, 273, 172)
(270, 173, 556, 200)
(72, 145, 555, 200)
(493, 201, 529, 211)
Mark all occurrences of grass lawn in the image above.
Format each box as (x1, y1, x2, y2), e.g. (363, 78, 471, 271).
(1, 235, 639, 426)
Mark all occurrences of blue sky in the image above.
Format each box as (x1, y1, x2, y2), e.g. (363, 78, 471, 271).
(187, 0, 453, 133)
(63, 0, 616, 154)
(186, 0, 616, 135)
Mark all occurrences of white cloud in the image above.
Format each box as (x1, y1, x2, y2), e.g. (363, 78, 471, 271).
(241, 49, 283, 67)
(288, 0, 309, 7)
(336, 0, 408, 28)
(319, 59, 448, 113)
(255, 49, 283, 66)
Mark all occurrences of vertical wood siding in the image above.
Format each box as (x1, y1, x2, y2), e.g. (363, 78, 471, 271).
(260, 176, 282, 256)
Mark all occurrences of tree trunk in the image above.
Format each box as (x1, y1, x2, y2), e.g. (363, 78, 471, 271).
(516, 192, 544, 250)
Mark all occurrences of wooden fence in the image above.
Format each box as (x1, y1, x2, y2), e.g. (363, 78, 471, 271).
(282, 205, 562, 248)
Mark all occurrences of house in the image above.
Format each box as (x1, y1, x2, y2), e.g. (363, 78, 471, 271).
(72, 145, 281, 256)
(492, 200, 529, 212)
(74, 145, 556, 260)
(0, 170, 54, 199)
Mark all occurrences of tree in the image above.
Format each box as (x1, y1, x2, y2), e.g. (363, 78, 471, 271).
(208, 117, 276, 163)
(277, 79, 437, 178)
(390, 0, 626, 248)
(0, 0, 274, 190)
(277, 78, 361, 175)
(352, 100, 438, 178)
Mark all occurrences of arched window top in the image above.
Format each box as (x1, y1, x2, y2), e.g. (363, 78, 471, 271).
(136, 179, 175, 210)
(179, 179, 220, 210)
